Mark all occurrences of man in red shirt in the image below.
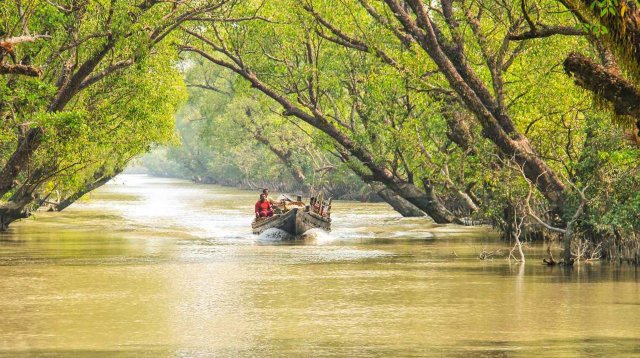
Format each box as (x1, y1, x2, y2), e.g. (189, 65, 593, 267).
(255, 193, 274, 218)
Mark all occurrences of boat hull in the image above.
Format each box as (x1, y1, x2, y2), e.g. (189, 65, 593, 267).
(252, 208, 331, 236)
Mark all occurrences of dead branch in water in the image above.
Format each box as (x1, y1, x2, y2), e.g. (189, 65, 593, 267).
(508, 207, 526, 263)
(478, 248, 504, 260)
(572, 239, 602, 263)
(506, 158, 589, 264)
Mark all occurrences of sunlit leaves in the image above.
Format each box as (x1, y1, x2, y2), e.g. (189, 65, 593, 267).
(0, 0, 187, 203)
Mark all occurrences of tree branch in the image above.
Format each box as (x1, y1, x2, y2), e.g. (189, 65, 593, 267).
(78, 59, 134, 90)
(564, 52, 640, 118)
(0, 63, 41, 76)
(508, 25, 584, 40)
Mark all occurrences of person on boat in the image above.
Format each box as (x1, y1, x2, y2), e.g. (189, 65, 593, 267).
(262, 188, 277, 205)
(255, 193, 274, 218)
(309, 197, 321, 214)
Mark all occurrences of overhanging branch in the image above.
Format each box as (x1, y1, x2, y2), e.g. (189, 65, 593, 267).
(564, 52, 640, 118)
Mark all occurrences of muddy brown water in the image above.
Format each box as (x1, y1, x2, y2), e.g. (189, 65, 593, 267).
(0, 175, 639, 356)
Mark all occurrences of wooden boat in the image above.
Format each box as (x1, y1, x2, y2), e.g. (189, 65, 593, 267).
(252, 207, 331, 236)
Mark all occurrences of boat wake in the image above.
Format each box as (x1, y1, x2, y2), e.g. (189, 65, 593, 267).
(255, 227, 335, 244)
(256, 228, 295, 242)
(299, 228, 334, 244)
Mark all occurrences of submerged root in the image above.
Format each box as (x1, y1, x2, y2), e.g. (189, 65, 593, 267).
(543, 246, 557, 266)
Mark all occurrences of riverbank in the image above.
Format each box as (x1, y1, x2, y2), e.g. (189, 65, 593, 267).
(0, 175, 638, 356)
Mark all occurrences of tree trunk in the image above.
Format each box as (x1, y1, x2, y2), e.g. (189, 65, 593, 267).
(451, 188, 479, 214)
(0, 206, 29, 231)
(564, 52, 640, 118)
(0, 190, 34, 231)
(369, 182, 425, 217)
(335, 146, 457, 221)
(376, 176, 458, 222)
(55, 170, 120, 211)
(0, 64, 41, 76)
(0, 127, 44, 197)
(48, 38, 116, 112)
(321, 125, 459, 223)
(563, 219, 575, 263)
(420, 178, 462, 224)
(566, 0, 640, 72)
(384, 0, 567, 213)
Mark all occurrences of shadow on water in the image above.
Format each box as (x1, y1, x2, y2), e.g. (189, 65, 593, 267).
(438, 336, 640, 357)
(3, 336, 636, 357)
(252, 337, 640, 357)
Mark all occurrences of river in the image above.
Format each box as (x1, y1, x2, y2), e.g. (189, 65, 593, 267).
(0, 175, 638, 356)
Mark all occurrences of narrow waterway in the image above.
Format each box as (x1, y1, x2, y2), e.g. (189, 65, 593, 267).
(0, 175, 638, 356)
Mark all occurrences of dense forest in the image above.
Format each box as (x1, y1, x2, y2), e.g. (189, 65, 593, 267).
(2, 0, 640, 263)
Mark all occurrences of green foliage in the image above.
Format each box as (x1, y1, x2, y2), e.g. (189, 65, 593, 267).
(1, 0, 186, 205)
(141, 60, 367, 197)
(574, 116, 640, 232)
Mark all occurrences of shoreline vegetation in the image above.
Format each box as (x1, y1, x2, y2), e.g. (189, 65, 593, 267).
(126, 160, 381, 202)
(2, 1, 640, 263)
